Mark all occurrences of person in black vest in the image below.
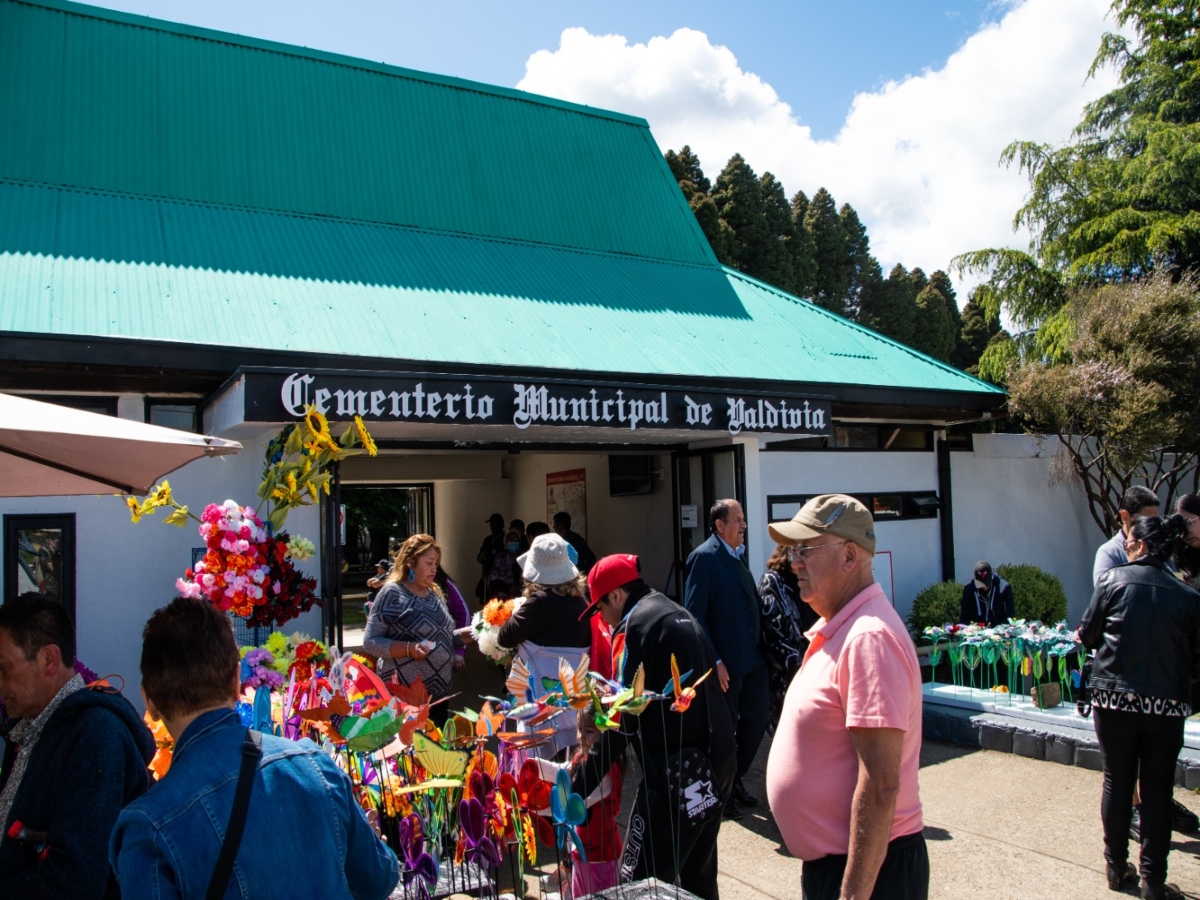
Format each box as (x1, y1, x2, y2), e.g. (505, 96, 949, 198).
(683, 498, 768, 819)
(958, 561, 1014, 627)
(573, 554, 735, 900)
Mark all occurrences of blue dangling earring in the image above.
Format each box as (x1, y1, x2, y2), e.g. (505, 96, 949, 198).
(407, 569, 416, 583)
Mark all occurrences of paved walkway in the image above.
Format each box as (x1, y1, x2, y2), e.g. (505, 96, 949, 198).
(723, 737, 1200, 899)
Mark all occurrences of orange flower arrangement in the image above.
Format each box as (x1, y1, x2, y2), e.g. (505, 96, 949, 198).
(481, 598, 515, 628)
(473, 597, 523, 662)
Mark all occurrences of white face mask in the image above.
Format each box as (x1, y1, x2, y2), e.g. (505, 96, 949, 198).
(974, 577, 989, 590)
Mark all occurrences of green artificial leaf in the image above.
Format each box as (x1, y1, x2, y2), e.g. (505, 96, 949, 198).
(163, 505, 190, 527)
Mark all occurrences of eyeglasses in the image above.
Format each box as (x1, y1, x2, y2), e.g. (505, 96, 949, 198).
(787, 540, 850, 562)
(1183, 514, 1200, 529)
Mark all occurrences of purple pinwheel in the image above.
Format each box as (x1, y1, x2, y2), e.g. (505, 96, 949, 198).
(398, 814, 439, 900)
(458, 797, 502, 869)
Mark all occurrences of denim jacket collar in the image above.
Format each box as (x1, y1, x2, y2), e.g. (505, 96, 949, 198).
(174, 707, 241, 761)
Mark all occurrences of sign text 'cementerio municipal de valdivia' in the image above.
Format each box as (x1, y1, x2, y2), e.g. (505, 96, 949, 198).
(245, 372, 832, 437)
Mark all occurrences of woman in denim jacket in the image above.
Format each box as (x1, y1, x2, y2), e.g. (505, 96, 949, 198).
(110, 598, 398, 900)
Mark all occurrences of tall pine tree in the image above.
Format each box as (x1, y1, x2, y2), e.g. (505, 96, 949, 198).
(805, 188, 852, 316)
(859, 263, 918, 345)
(758, 173, 796, 291)
(911, 285, 956, 362)
(664, 146, 730, 265)
(713, 154, 769, 277)
(840, 204, 881, 321)
(956, 294, 1002, 371)
(790, 190, 818, 298)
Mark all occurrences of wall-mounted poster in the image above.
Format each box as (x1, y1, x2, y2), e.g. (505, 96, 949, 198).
(547, 469, 587, 539)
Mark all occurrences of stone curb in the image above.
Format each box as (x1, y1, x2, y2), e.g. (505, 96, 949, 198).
(923, 703, 1200, 787)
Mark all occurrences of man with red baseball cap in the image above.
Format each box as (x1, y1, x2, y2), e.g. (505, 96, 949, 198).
(573, 554, 735, 900)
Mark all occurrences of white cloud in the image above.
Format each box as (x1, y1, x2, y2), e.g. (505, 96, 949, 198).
(517, 0, 1119, 295)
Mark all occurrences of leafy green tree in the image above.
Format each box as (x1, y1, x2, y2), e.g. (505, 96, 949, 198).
(955, 0, 1200, 345)
(713, 154, 770, 277)
(859, 263, 918, 344)
(1009, 276, 1200, 534)
(911, 285, 956, 362)
(930, 269, 962, 338)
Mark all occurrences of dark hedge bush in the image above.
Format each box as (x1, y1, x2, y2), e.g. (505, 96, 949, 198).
(906, 564, 1068, 640)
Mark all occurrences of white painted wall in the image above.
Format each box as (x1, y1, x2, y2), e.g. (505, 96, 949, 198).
(0, 425, 323, 712)
(756, 448, 941, 620)
(951, 433, 1099, 624)
(507, 453, 675, 594)
(433, 478, 513, 594)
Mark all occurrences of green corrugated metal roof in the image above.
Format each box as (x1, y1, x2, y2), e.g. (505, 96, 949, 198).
(0, 0, 714, 266)
(0, 180, 1002, 396)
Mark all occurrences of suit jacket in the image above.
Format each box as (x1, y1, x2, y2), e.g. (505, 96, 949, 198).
(683, 533, 761, 677)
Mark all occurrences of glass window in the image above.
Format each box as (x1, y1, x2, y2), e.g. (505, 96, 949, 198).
(4, 514, 76, 622)
(21, 394, 117, 416)
(146, 402, 199, 432)
(872, 494, 904, 519)
(832, 426, 879, 449)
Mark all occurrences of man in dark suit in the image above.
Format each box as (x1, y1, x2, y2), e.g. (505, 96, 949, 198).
(684, 498, 769, 819)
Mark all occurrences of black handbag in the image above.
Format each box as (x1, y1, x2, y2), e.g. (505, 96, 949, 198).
(205, 729, 263, 900)
(1075, 657, 1093, 719)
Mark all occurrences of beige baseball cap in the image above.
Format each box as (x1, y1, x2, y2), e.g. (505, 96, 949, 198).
(768, 494, 876, 554)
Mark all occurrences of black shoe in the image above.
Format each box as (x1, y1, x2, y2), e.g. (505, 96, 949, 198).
(1171, 797, 1200, 834)
(733, 779, 759, 808)
(722, 801, 743, 820)
(1107, 862, 1136, 892)
(1141, 881, 1184, 900)
(1130, 806, 1142, 843)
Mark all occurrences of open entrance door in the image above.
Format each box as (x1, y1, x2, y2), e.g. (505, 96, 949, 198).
(337, 484, 434, 648)
(671, 445, 746, 598)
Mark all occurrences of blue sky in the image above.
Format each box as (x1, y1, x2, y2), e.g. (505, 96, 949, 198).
(93, 0, 1005, 141)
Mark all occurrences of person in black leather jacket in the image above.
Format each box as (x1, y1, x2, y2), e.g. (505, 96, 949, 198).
(1080, 514, 1200, 900)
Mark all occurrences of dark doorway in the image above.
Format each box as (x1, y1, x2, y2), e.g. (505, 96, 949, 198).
(671, 446, 746, 599)
(338, 484, 434, 643)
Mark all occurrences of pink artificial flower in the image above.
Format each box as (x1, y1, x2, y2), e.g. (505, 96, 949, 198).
(176, 577, 203, 600)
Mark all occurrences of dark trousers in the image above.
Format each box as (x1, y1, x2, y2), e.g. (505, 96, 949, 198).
(801, 831, 929, 900)
(1094, 707, 1185, 886)
(723, 658, 770, 780)
(620, 776, 723, 900)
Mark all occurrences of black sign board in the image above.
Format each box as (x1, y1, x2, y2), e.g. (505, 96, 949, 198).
(242, 371, 833, 437)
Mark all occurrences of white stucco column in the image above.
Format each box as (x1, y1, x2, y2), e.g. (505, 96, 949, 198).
(735, 435, 766, 579)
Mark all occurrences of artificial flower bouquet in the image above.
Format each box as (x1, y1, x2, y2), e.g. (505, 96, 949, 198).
(122, 406, 376, 626)
(471, 597, 523, 663)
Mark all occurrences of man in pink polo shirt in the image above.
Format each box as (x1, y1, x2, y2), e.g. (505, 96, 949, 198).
(765, 494, 927, 900)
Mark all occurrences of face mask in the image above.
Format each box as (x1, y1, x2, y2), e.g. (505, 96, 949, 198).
(507, 542, 520, 553)
(974, 577, 989, 590)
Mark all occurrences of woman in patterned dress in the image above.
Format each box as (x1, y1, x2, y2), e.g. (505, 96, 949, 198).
(363, 533, 457, 726)
(1081, 515, 1200, 899)
(756, 544, 818, 730)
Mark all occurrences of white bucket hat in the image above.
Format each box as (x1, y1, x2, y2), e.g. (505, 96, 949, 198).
(518, 533, 580, 586)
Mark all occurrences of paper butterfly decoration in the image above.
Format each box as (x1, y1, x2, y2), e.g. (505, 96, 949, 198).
(395, 731, 470, 793)
(398, 814, 439, 900)
(456, 701, 505, 741)
(668, 654, 712, 713)
(550, 768, 587, 862)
